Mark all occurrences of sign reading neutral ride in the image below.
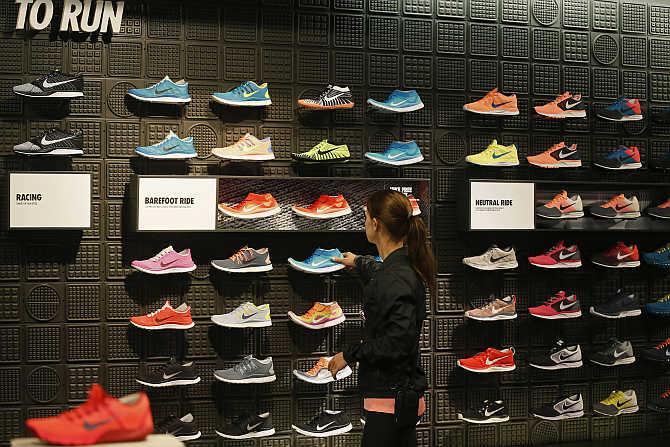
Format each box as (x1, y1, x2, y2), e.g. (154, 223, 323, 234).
(137, 177, 217, 231)
(470, 181, 535, 230)
(9, 172, 91, 229)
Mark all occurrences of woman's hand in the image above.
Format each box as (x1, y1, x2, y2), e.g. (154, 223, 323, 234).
(328, 352, 348, 378)
(332, 252, 357, 268)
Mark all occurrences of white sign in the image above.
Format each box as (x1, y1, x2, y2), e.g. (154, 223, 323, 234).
(15, 0, 124, 33)
(470, 181, 535, 230)
(9, 172, 91, 229)
(137, 177, 217, 231)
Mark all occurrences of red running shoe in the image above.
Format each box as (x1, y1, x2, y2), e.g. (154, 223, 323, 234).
(529, 291, 582, 319)
(131, 300, 194, 330)
(457, 347, 516, 373)
(528, 241, 582, 269)
(26, 384, 153, 445)
(592, 242, 640, 268)
(291, 194, 352, 219)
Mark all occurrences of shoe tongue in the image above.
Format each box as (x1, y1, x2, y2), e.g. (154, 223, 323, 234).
(556, 291, 566, 299)
(88, 383, 108, 402)
(559, 190, 568, 198)
(490, 139, 498, 146)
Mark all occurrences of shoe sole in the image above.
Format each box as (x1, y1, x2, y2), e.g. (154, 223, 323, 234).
(593, 162, 642, 170)
(528, 161, 582, 168)
(292, 424, 353, 437)
(135, 377, 201, 387)
(176, 432, 202, 441)
(298, 101, 354, 110)
(536, 111, 587, 119)
(463, 106, 519, 116)
(465, 313, 518, 321)
(589, 307, 642, 319)
(647, 211, 670, 219)
(14, 148, 84, 156)
(288, 312, 346, 329)
(216, 428, 276, 439)
(130, 321, 195, 330)
(646, 309, 670, 316)
(367, 101, 424, 113)
(135, 150, 197, 159)
(210, 317, 272, 328)
(213, 374, 276, 384)
(530, 311, 582, 320)
(533, 410, 584, 420)
(127, 92, 191, 103)
(529, 261, 582, 269)
(292, 366, 352, 384)
(291, 207, 353, 219)
(14, 91, 83, 98)
(131, 265, 197, 275)
(462, 261, 518, 270)
(466, 159, 520, 166)
(590, 357, 636, 367)
(594, 406, 639, 417)
(211, 261, 274, 273)
(536, 211, 585, 219)
(212, 153, 275, 161)
(218, 206, 281, 219)
(291, 154, 350, 163)
(597, 114, 643, 121)
(457, 362, 516, 373)
(364, 153, 424, 166)
(287, 259, 346, 274)
(590, 211, 641, 219)
(529, 361, 583, 370)
(457, 414, 510, 424)
(591, 260, 641, 268)
(211, 96, 271, 106)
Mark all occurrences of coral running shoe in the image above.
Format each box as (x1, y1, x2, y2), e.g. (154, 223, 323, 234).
(293, 356, 352, 383)
(219, 193, 281, 219)
(131, 246, 196, 275)
(212, 133, 274, 161)
(594, 146, 642, 170)
(598, 97, 643, 121)
(528, 241, 582, 269)
(457, 347, 516, 373)
(528, 291, 582, 319)
(527, 142, 581, 168)
(26, 384, 153, 445)
(647, 198, 670, 219)
(131, 301, 194, 330)
(591, 194, 641, 219)
(288, 302, 345, 329)
(292, 195, 352, 219)
(463, 88, 519, 116)
(534, 92, 586, 118)
(466, 139, 519, 166)
(536, 190, 584, 219)
(592, 242, 640, 268)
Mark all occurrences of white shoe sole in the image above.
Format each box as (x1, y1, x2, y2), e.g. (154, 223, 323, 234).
(462, 260, 518, 270)
(211, 96, 271, 106)
(457, 414, 510, 424)
(529, 161, 582, 168)
(293, 366, 352, 384)
(597, 114, 643, 121)
(590, 211, 641, 219)
(537, 111, 587, 119)
(131, 265, 197, 275)
(130, 321, 194, 330)
(648, 211, 670, 219)
(291, 206, 352, 219)
(529, 361, 583, 370)
(213, 374, 276, 384)
(218, 205, 281, 219)
(210, 316, 272, 328)
(364, 153, 424, 166)
(530, 261, 582, 269)
(367, 101, 424, 113)
(135, 150, 197, 159)
(176, 432, 202, 441)
(466, 159, 520, 166)
(463, 106, 519, 116)
(216, 428, 276, 439)
(288, 311, 346, 329)
(135, 377, 201, 387)
(15, 149, 84, 156)
(593, 162, 642, 170)
(536, 212, 585, 219)
(457, 362, 516, 373)
(292, 424, 352, 437)
(589, 307, 642, 319)
(530, 311, 582, 320)
(127, 92, 191, 103)
(464, 313, 517, 321)
(213, 153, 275, 161)
(591, 260, 641, 268)
(533, 411, 584, 420)
(287, 259, 345, 274)
(590, 357, 636, 367)
(594, 406, 639, 417)
(210, 261, 274, 273)
(14, 91, 83, 98)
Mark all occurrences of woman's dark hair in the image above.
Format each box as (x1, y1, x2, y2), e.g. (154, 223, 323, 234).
(366, 189, 436, 297)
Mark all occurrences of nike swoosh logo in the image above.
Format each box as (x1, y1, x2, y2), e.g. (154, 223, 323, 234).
(241, 312, 258, 320)
(490, 255, 509, 263)
(247, 422, 262, 431)
(160, 258, 180, 267)
(41, 135, 74, 145)
(558, 150, 575, 159)
(617, 399, 631, 407)
(617, 252, 633, 260)
(565, 101, 581, 110)
(492, 101, 512, 108)
(559, 204, 574, 211)
(83, 419, 111, 431)
(484, 407, 502, 417)
(558, 351, 578, 361)
(389, 99, 409, 106)
(310, 259, 329, 267)
(42, 78, 76, 89)
(484, 356, 509, 366)
(163, 371, 181, 379)
(242, 204, 262, 212)
(559, 301, 576, 310)
(317, 147, 341, 155)
(316, 206, 333, 213)
(613, 350, 626, 358)
(558, 251, 576, 260)
(492, 151, 511, 159)
(387, 153, 405, 159)
(561, 401, 580, 412)
(317, 421, 336, 431)
(243, 91, 260, 98)
(615, 204, 633, 211)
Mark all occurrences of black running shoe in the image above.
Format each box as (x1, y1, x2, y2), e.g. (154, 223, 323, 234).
(457, 400, 509, 424)
(648, 389, 670, 413)
(135, 357, 201, 387)
(590, 290, 641, 319)
(14, 128, 83, 156)
(155, 413, 201, 441)
(216, 412, 275, 439)
(292, 410, 353, 437)
(640, 338, 670, 364)
(529, 340, 583, 370)
(13, 70, 84, 98)
(532, 394, 584, 420)
(590, 338, 636, 366)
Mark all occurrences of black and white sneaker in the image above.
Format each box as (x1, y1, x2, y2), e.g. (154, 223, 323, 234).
(155, 413, 201, 441)
(216, 412, 275, 439)
(589, 338, 636, 366)
(292, 410, 353, 438)
(458, 400, 509, 424)
(14, 129, 83, 156)
(532, 394, 584, 420)
(298, 85, 354, 110)
(590, 290, 641, 319)
(529, 340, 583, 370)
(135, 357, 201, 387)
(13, 70, 84, 98)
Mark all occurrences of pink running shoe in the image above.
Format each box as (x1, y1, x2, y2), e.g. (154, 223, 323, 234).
(131, 246, 196, 275)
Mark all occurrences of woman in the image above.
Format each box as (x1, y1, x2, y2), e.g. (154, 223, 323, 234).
(328, 190, 436, 447)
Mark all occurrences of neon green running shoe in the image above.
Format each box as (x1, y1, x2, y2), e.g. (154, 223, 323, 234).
(291, 140, 350, 163)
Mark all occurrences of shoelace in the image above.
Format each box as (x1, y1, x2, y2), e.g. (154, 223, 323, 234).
(543, 294, 565, 306)
(542, 143, 564, 155)
(601, 391, 621, 405)
(655, 338, 670, 350)
(656, 294, 670, 303)
(150, 247, 173, 262)
(230, 247, 254, 264)
(302, 304, 323, 320)
(546, 192, 568, 208)
(233, 135, 255, 149)
(655, 244, 670, 254)
(234, 302, 256, 316)
(552, 92, 572, 104)
(661, 390, 670, 399)
(63, 389, 107, 422)
(147, 302, 170, 317)
(307, 358, 329, 376)
(234, 356, 255, 374)
(601, 195, 624, 209)
(232, 82, 254, 95)
(316, 85, 334, 102)
(309, 141, 330, 153)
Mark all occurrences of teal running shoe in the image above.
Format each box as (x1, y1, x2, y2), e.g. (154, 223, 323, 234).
(135, 131, 197, 160)
(127, 76, 191, 104)
(367, 90, 424, 113)
(365, 141, 424, 166)
(212, 81, 271, 106)
(288, 248, 345, 274)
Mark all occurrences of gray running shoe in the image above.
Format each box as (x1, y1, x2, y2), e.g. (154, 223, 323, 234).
(214, 355, 276, 384)
(211, 302, 272, 328)
(211, 246, 273, 273)
(462, 245, 518, 270)
(590, 338, 636, 366)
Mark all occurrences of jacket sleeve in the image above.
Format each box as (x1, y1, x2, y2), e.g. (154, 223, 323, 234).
(355, 255, 381, 283)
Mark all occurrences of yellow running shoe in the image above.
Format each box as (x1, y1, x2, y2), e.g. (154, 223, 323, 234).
(466, 139, 519, 166)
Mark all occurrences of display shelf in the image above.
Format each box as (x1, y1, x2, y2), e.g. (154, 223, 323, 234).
(11, 436, 183, 447)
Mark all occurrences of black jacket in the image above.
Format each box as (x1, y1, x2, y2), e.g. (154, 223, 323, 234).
(343, 247, 427, 398)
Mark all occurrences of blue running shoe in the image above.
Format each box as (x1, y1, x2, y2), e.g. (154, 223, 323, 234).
(127, 76, 191, 104)
(365, 141, 424, 166)
(212, 81, 272, 106)
(593, 146, 642, 170)
(288, 248, 345, 274)
(135, 131, 197, 160)
(367, 90, 424, 113)
(597, 97, 643, 122)
(642, 243, 670, 268)
(646, 294, 670, 316)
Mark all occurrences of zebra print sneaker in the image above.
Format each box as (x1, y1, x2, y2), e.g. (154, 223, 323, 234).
(298, 85, 354, 110)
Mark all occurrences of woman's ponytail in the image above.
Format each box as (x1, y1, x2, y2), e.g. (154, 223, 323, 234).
(406, 214, 436, 298)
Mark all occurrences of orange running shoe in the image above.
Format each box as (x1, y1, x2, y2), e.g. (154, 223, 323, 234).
(292, 194, 352, 219)
(218, 193, 281, 219)
(534, 92, 587, 118)
(26, 384, 153, 445)
(536, 190, 584, 219)
(463, 88, 519, 116)
(131, 300, 194, 330)
(287, 302, 345, 329)
(527, 142, 581, 168)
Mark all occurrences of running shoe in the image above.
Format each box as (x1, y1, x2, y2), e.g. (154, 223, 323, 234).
(527, 142, 581, 168)
(134, 131, 197, 159)
(218, 193, 281, 219)
(135, 357, 201, 387)
(457, 347, 516, 373)
(647, 198, 670, 219)
(532, 394, 584, 420)
(591, 194, 641, 219)
(464, 295, 517, 321)
(365, 141, 424, 166)
(212, 133, 274, 161)
(594, 390, 639, 416)
(131, 246, 197, 274)
(462, 245, 518, 270)
(465, 139, 519, 166)
(536, 190, 584, 219)
(529, 340, 583, 370)
(212, 81, 271, 106)
(293, 357, 352, 384)
(598, 97, 643, 121)
(25, 384, 153, 445)
(646, 293, 670, 316)
(211, 246, 273, 273)
(155, 413, 201, 441)
(288, 248, 346, 274)
(288, 302, 345, 329)
(130, 301, 194, 330)
(211, 302, 272, 328)
(590, 289, 641, 318)
(648, 389, 670, 413)
(593, 146, 642, 170)
(291, 140, 350, 163)
(535, 92, 587, 118)
(13, 70, 83, 98)
(292, 410, 353, 438)
(298, 85, 354, 110)
(591, 242, 640, 268)
(528, 241, 582, 269)
(14, 128, 84, 156)
(639, 337, 670, 363)
(463, 88, 519, 116)
(292, 195, 352, 219)
(216, 412, 275, 439)
(367, 89, 424, 113)
(590, 338, 635, 366)
(642, 243, 670, 268)
(407, 194, 421, 216)
(458, 400, 509, 424)
(127, 76, 191, 103)
(214, 355, 276, 384)
(528, 291, 581, 319)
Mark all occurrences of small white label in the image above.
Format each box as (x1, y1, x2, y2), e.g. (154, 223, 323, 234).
(470, 181, 535, 230)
